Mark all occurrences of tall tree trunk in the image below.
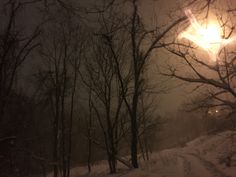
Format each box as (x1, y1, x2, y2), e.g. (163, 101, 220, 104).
(53, 92, 59, 177)
(67, 58, 78, 177)
(53, 63, 60, 177)
(87, 89, 92, 173)
(131, 113, 138, 168)
(61, 49, 67, 177)
(130, 0, 139, 168)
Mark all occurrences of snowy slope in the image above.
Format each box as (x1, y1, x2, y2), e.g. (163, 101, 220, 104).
(46, 130, 236, 177)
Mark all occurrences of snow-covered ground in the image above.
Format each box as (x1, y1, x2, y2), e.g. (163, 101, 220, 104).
(47, 130, 236, 177)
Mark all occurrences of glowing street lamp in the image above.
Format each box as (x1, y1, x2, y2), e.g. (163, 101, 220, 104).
(179, 9, 235, 61)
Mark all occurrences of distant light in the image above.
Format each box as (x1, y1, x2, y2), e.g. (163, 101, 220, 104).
(207, 109, 219, 115)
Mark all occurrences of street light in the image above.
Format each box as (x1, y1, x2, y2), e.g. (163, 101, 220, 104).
(178, 9, 235, 61)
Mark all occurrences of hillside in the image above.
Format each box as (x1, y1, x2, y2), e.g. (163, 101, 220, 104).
(47, 130, 236, 177)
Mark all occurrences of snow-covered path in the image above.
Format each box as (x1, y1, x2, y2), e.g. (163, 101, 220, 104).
(179, 153, 231, 177)
(179, 154, 209, 177)
(150, 150, 231, 177)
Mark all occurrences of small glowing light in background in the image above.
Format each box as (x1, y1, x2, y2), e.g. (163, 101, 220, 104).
(179, 9, 235, 61)
(208, 110, 212, 115)
(208, 109, 219, 116)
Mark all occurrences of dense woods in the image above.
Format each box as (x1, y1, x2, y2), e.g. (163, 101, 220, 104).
(0, 0, 236, 177)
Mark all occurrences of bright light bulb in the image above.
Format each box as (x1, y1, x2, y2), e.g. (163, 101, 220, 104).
(203, 25, 220, 41)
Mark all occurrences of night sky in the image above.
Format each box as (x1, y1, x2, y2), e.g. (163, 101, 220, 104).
(14, 0, 234, 116)
(16, 0, 188, 116)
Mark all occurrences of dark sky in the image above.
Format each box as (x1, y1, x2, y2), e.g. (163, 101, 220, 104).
(16, 0, 189, 116)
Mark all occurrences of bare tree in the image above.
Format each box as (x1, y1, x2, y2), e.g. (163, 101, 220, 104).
(80, 32, 127, 173)
(38, 5, 84, 176)
(0, 0, 40, 122)
(86, 88, 93, 173)
(100, 0, 186, 168)
(0, 2, 40, 176)
(138, 94, 159, 161)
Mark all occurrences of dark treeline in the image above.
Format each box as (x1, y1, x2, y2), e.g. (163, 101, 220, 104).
(0, 0, 162, 176)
